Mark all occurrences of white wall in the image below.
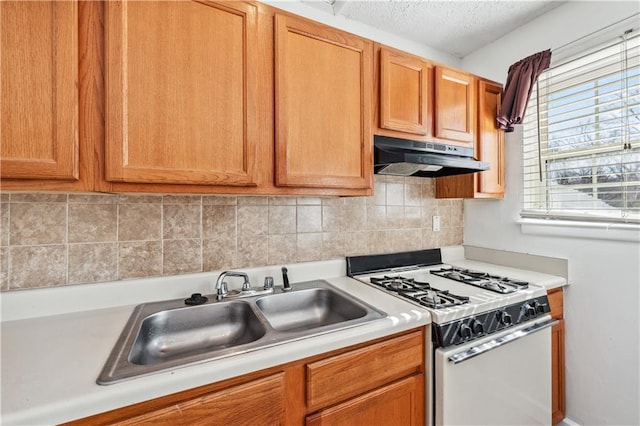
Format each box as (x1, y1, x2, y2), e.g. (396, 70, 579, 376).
(461, 2, 640, 425)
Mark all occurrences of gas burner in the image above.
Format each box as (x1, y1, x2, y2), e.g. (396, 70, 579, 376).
(370, 276, 415, 292)
(369, 275, 469, 309)
(430, 267, 529, 294)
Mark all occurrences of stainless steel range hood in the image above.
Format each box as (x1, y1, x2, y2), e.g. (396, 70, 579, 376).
(374, 135, 489, 177)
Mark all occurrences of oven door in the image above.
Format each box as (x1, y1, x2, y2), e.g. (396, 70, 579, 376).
(435, 316, 556, 426)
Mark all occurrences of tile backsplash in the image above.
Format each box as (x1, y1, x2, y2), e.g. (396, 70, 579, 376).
(0, 176, 463, 291)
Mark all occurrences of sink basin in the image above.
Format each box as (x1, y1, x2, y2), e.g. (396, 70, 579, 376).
(129, 301, 266, 366)
(255, 288, 367, 332)
(98, 280, 386, 385)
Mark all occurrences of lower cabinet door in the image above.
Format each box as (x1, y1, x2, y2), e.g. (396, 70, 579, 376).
(113, 373, 285, 426)
(552, 319, 566, 425)
(306, 374, 424, 426)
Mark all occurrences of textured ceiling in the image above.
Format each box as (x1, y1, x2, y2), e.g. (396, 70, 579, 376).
(302, 0, 565, 58)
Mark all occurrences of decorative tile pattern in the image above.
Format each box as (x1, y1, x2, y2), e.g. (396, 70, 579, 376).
(0, 247, 8, 290)
(297, 206, 322, 233)
(9, 245, 66, 289)
(118, 204, 162, 241)
(163, 239, 202, 275)
(68, 243, 118, 284)
(1, 176, 464, 291)
(163, 204, 201, 239)
(118, 241, 162, 280)
(10, 203, 66, 245)
(1, 201, 9, 246)
(296, 233, 323, 262)
(68, 204, 117, 243)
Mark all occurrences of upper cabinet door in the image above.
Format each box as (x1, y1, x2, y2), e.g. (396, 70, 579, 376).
(434, 66, 475, 145)
(105, 1, 258, 186)
(274, 14, 373, 189)
(477, 80, 505, 197)
(1, 1, 78, 180)
(379, 48, 429, 136)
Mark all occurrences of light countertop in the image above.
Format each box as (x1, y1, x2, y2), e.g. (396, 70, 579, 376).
(1, 260, 431, 425)
(1, 247, 567, 425)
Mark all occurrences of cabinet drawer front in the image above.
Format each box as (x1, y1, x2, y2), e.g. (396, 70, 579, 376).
(306, 374, 424, 426)
(548, 288, 564, 319)
(113, 373, 285, 425)
(306, 330, 423, 411)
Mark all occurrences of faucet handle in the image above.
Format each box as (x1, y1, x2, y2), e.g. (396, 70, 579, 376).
(217, 281, 228, 300)
(263, 276, 274, 290)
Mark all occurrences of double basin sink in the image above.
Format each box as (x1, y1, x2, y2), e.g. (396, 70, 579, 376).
(98, 280, 386, 384)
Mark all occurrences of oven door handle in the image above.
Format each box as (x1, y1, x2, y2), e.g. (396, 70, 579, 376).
(448, 318, 558, 364)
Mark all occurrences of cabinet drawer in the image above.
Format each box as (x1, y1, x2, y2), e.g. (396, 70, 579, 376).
(306, 374, 424, 426)
(548, 288, 564, 319)
(306, 330, 424, 411)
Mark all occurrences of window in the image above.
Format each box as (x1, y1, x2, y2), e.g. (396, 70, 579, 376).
(522, 31, 640, 223)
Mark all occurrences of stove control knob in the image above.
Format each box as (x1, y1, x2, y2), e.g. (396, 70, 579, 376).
(523, 303, 536, 317)
(498, 310, 512, 326)
(471, 319, 485, 334)
(534, 301, 547, 314)
(458, 324, 472, 339)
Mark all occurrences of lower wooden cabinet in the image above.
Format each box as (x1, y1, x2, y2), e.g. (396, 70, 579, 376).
(306, 374, 423, 426)
(112, 373, 285, 425)
(65, 329, 425, 425)
(548, 288, 566, 425)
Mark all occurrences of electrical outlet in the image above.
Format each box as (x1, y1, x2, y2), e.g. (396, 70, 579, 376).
(433, 215, 441, 232)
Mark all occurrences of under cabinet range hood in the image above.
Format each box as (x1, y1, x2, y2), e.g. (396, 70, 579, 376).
(374, 135, 489, 177)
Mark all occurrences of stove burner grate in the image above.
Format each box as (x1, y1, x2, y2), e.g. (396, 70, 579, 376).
(430, 266, 529, 294)
(369, 276, 469, 309)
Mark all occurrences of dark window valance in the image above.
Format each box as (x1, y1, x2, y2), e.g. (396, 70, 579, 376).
(497, 49, 552, 132)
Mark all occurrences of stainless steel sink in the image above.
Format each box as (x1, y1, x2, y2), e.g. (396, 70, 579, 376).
(255, 288, 367, 332)
(129, 301, 266, 366)
(98, 280, 385, 384)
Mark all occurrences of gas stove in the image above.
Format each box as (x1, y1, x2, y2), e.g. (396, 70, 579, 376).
(347, 248, 550, 347)
(430, 266, 529, 294)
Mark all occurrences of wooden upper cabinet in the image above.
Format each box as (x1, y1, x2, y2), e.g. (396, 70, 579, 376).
(379, 47, 429, 136)
(274, 14, 373, 190)
(1, 1, 79, 180)
(436, 79, 504, 199)
(434, 66, 475, 145)
(477, 80, 505, 197)
(105, 1, 258, 186)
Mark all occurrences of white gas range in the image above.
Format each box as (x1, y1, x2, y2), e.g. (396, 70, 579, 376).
(347, 248, 557, 426)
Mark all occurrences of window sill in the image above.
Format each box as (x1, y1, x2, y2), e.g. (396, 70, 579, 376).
(517, 218, 640, 242)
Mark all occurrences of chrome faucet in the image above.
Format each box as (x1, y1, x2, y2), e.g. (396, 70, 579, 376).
(215, 271, 276, 300)
(215, 271, 251, 300)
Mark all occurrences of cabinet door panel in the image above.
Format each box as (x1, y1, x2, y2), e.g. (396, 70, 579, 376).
(275, 14, 372, 189)
(105, 1, 258, 186)
(551, 320, 565, 425)
(434, 66, 475, 144)
(477, 80, 505, 196)
(1, 1, 78, 180)
(114, 373, 285, 426)
(380, 48, 429, 135)
(307, 375, 423, 426)
(306, 330, 423, 411)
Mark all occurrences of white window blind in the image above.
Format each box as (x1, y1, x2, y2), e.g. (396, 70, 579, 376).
(522, 30, 640, 224)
